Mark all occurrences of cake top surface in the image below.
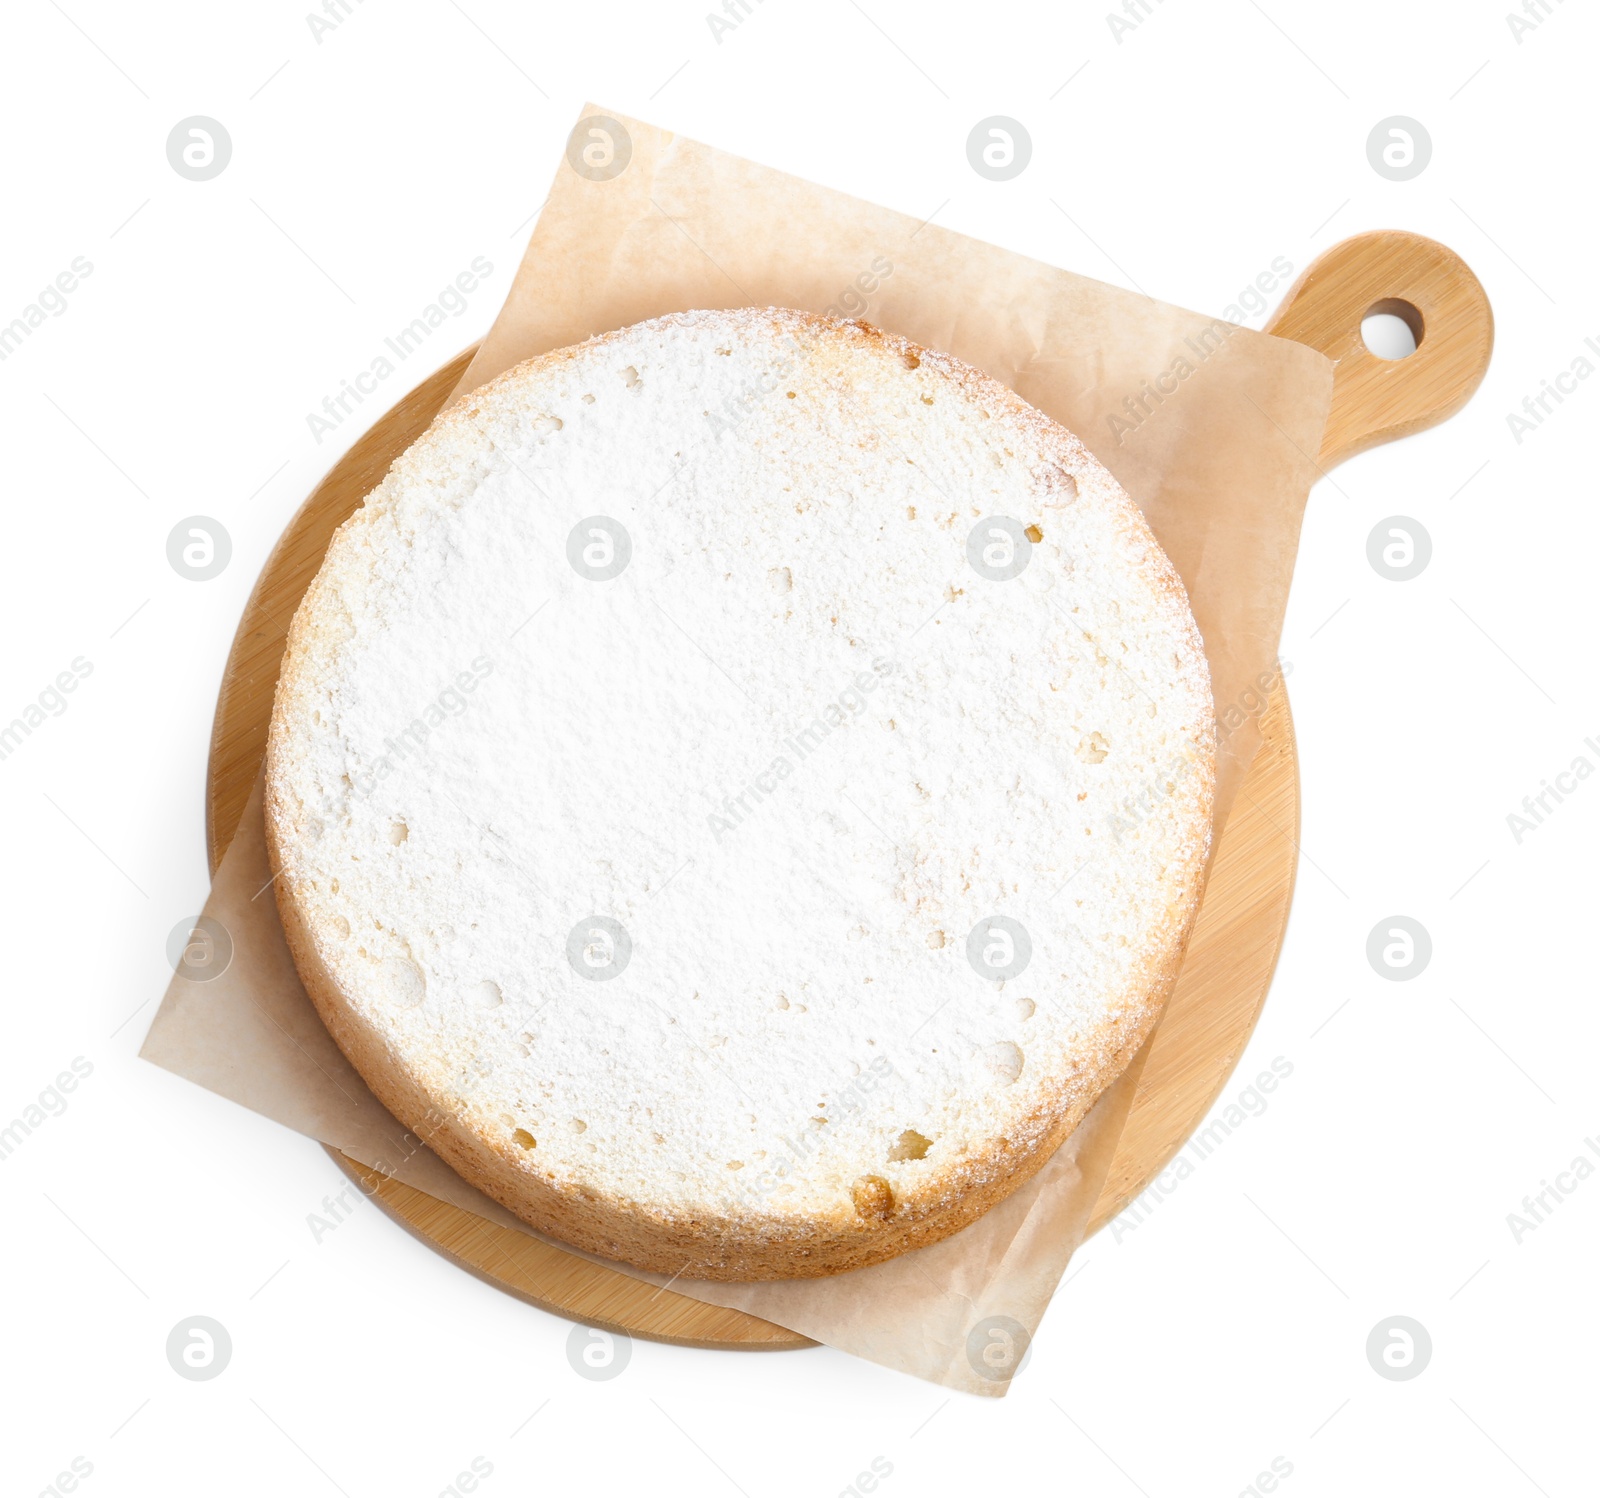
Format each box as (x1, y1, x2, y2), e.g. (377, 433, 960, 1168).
(267, 307, 1214, 1230)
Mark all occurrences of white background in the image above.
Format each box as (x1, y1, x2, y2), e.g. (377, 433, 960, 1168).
(2, 0, 1595, 1494)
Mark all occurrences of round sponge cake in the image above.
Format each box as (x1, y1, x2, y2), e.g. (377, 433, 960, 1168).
(265, 308, 1215, 1280)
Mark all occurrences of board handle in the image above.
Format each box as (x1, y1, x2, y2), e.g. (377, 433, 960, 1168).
(1264, 230, 1494, 469)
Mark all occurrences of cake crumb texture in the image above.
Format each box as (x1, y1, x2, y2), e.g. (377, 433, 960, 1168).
(265, 308, 1215, 1279)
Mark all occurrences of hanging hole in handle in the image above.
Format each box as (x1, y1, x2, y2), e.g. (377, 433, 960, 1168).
(1361, 298, 1425, 361)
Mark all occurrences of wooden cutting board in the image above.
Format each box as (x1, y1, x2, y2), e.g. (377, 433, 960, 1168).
(206, 230, 1490, 1348)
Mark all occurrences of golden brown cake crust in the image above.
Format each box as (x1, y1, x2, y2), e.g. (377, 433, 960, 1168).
(265, 308, 1214, 1281)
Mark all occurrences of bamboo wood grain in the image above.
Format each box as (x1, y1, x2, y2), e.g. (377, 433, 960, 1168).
(1264, 229, 1493, 466)
(205, 232, 1490, 1348)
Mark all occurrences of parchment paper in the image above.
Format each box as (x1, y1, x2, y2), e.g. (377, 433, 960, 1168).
(143, 107, 1333, 1398)
(145, 774, 1146, 1395)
